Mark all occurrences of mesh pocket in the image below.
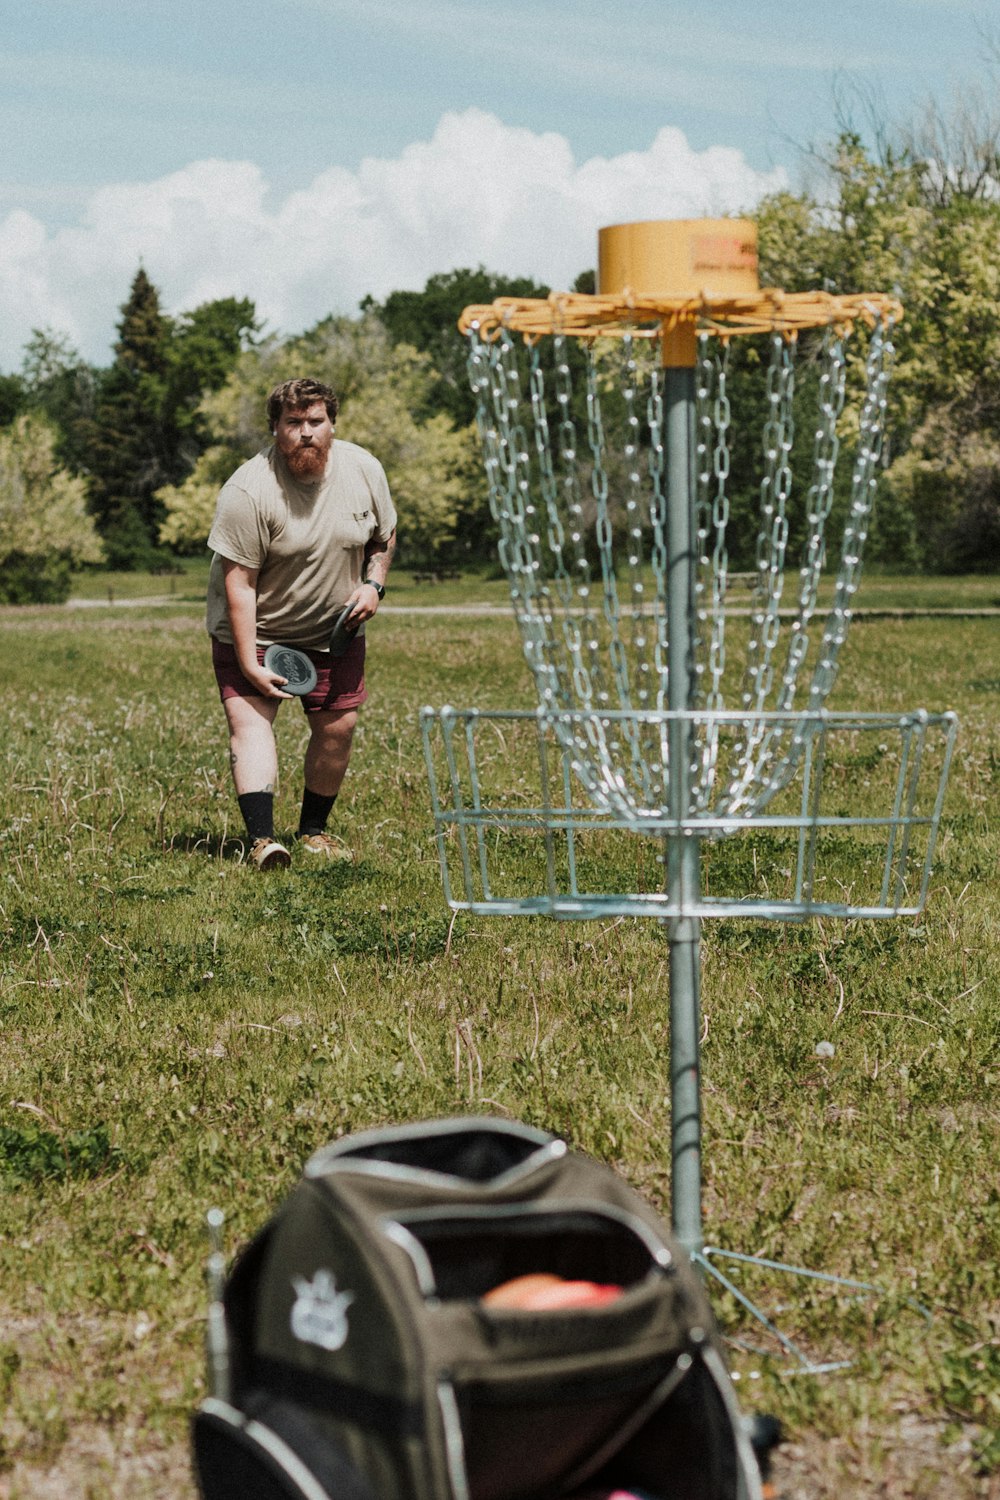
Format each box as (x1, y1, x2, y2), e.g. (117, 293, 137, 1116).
(387, 1206, 665, 1301)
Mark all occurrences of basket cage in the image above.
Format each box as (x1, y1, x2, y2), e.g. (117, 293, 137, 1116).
(421, 706, 958, 921)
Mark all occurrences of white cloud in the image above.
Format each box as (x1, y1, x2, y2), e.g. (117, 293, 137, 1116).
(0, 110, 787, 370)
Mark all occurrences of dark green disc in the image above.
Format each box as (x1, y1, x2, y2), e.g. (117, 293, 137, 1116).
(262, 644, 318, 696)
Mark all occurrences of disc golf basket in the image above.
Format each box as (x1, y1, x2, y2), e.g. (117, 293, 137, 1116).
(420, 219, 957, 1371)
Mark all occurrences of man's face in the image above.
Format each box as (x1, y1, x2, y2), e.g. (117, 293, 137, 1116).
(273, 401, 334, 480)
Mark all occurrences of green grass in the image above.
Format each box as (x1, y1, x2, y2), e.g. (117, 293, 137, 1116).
(848, 571, 1000, 612)
(69, 556, 211, 604)
(67, 559, 1000, 613)
(68, 556, 515, 609)
(0, 589, 997, 1497)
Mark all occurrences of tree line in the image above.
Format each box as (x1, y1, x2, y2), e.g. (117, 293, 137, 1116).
(2, 106, 1000, 603)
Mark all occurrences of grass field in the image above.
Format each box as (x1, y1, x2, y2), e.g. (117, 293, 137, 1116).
(0, 579, 997, 1498)
(66, 558, 1000, 613)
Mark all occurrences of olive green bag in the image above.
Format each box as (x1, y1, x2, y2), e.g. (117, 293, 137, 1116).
(193, 1117, 761, 1500)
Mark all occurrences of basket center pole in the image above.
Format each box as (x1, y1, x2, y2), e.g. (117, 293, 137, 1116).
(664, 350, 704, 1256)
(598, 220, 754, 1257)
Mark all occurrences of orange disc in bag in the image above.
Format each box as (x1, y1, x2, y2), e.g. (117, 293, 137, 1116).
(482, 1274, 623, 1309)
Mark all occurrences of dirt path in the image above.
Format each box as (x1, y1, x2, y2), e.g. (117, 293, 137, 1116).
(61, 596, 1000, 618)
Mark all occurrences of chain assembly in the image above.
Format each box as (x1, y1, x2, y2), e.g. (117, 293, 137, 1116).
(462, 301, 901, 829)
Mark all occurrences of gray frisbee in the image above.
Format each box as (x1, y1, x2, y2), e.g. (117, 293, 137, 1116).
(262, 644, 318, 696)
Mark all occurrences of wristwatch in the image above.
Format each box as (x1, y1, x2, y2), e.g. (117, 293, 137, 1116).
(363, 578, 386, 600)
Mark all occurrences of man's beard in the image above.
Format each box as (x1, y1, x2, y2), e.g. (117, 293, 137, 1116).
(284, 439, 330, 480)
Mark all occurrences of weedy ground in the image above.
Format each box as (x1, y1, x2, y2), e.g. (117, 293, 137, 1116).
(0, 580, 997, 1498)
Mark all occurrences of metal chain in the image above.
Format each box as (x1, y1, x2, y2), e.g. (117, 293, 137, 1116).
(732, 333, 846, 812)
(776, 330, 846, 710)
(485, 332, 563, 708)
(692, 335, 715, 703)
(721, 335, 797, 810)
(743, 334, 796, 713)
(466, 324, 648, 816)
(527, 342, 582, 713)
(552, 335, 607, 707)
(646, 363, 670, 708)
(707, 345, 733, 713)
(739, 317, 896, 817)
(584, 348, 630, 712)
(694, 340, 735, 809)
(616, 337, 662, 808)
(619, 335, 655, 708)
(808, 316, 896, 708)
(736, 331, 849, 812)
(528, 343, 573, 610)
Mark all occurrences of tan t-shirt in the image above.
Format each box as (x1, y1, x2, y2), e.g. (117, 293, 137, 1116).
(205, 440, 397, 650)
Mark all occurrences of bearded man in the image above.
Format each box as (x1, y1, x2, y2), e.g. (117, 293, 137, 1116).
(205, 377, 396, 869)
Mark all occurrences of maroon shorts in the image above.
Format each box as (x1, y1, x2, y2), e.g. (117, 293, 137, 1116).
(211, 637, 367, 714)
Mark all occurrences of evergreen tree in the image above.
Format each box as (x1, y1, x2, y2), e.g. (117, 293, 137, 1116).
(80, 267, 175, 568)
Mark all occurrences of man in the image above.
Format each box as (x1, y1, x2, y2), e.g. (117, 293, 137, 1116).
(205, 377, 396, 869)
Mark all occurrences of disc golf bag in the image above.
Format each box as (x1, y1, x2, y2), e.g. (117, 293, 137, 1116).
(192, 1116, 761, 1500)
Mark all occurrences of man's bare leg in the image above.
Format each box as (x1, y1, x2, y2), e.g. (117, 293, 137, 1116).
(303, 708, 357, 798)
(224, 694, 281, 794)
(298, 709, 357, 855)
(223, 695, 290, 866)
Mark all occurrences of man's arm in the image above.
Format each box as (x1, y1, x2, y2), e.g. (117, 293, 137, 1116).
(363, 527, 396, 591)
(346, 528, 397, 622)
(222, 560, 292, 698)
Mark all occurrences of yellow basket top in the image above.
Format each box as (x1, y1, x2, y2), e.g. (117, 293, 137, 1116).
(459, 218, 901, 359)
(458, 287, 903, 345)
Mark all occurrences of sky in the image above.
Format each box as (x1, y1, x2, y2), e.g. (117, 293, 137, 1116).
(0, 0, 995, 371)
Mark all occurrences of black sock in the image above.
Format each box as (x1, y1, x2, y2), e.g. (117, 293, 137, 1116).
(238, 792, 275, 841)
(298, 787, 337, 837)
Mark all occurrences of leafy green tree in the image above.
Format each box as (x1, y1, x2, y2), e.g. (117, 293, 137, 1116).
(337, 356, 475, 568)
(364, 267, 550, 427)
(0, 414, 104, 602)
(18, 328, 98, 475)
(157, 444, 245, 555)
(166, 296, 259, 463)
(0, 374, 23, 427)
(753, 123, 1000, 571)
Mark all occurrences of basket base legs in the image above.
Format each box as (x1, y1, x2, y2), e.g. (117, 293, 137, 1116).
(695, 1245, 932, 1376)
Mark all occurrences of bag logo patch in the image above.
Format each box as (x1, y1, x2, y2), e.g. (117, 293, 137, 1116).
(290, 1269, 355, 1351)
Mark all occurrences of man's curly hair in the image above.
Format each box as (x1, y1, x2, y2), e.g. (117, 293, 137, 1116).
(266, 378, 339, 432)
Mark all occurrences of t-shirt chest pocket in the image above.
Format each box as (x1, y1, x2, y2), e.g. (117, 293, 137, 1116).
(346, 507, 376, 544)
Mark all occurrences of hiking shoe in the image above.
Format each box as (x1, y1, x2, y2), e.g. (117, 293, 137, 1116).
(247, 836, 291, 871)
(297, 832, 353, 862)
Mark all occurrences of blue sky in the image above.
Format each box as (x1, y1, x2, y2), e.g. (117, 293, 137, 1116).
(0, 0, 994, 368)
